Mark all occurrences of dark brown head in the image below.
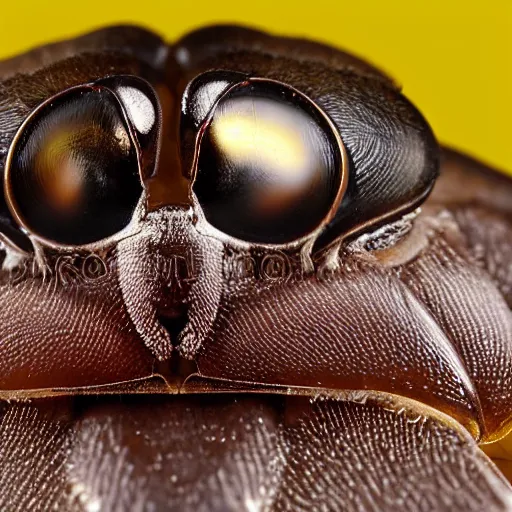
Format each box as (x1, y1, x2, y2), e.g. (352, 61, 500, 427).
(0, 25, 510, 449)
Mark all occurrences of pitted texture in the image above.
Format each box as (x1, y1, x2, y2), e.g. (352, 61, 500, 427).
(398, 218, 512, 439)
(0, 259, 156, 389)
(276, 397, 511, 511)
(0, 399, 74, 511)
(0, 395, 510, 511)
(454, 207, 512, 308)
(197, 250, 480, 432)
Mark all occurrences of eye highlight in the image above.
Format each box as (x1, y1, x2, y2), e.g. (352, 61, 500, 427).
(191, 79, 347, 245)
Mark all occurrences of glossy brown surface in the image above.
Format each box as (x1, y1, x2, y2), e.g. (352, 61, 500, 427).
(0, 395, 511, 511)
(0, 24, 511, 510)
(0, 255, 156, 390)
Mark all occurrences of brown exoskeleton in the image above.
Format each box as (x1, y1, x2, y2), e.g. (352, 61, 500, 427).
(0, 25, 511, 511)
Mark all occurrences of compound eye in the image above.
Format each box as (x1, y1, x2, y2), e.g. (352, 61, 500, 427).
(192, 80, 346, 245)
(5, 87, 144, 246)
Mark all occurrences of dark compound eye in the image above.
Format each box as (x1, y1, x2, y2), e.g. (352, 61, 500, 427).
(192, 80, 347, 245)
(184, 69, 440, 252)
(4, 77, 161, 247)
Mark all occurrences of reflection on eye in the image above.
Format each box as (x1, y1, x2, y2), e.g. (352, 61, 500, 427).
(5, 88, 143, 246)
(34, 128, 87, 212)
(193, 81, 344, 244)
(116, 86, 156, 135)
(211, 100, 308, 171)
(211, 97, 324, 216)
(33, 121, 132, 214)
(189, 80, 231, 125)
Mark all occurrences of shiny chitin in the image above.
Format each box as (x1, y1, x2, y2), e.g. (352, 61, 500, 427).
(0, 25, 511, 511)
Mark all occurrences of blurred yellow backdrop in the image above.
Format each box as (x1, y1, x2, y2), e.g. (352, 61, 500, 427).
(0, 0, 510, 173)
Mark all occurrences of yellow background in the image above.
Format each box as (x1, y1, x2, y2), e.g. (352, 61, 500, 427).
(0, 0, 510, 173)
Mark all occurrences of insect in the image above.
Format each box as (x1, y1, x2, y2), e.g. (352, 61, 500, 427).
(0, 23, 510, 511)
